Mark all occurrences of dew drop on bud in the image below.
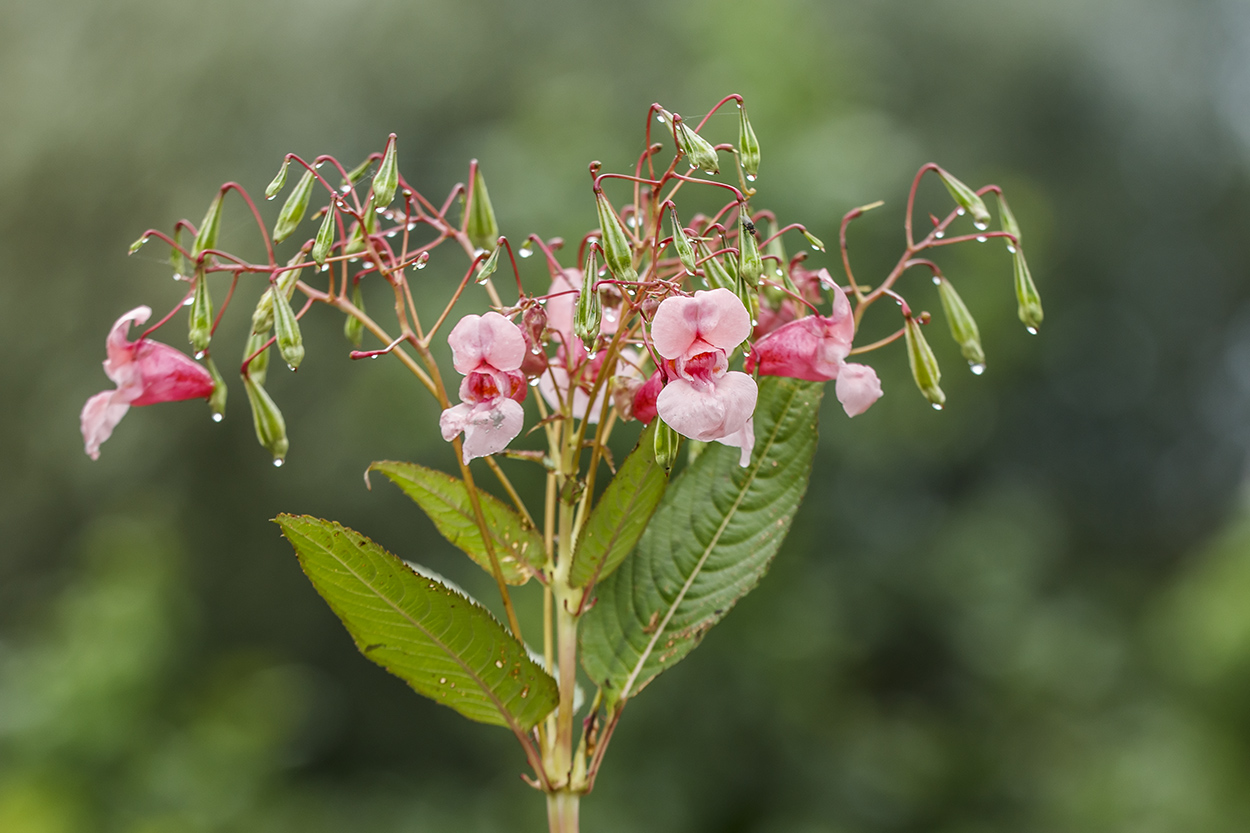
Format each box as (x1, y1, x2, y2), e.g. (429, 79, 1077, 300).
(1026, 326, 1039, 335)
(529, 377, 541, 387)
(212, 412, 223, 423)
(656, 114, 666, 123)
(746, 174, 756, 182)
(386, 231, 397, 238)
(970, 362, 986, 375)
(320, 264, 329, 272)
(519, 247, 533, 258)
(340, 184, 351, 194)
(976, 236, 988, 243)
(931, 402, 944, 411)
(286, 363, 296, 372)
(956, 207, 966, 216)
(587, 350, 597, 361)
(416, 254, 429, 270)
(973, 220, 988, 231)
(1006, 244, 1017, 253)
(194, 351, 206, 360)
(183, 296, 195, 306)
(273, 458, 284, 467)
(934, 230, 945, 239)
(932, 276, 942, 285)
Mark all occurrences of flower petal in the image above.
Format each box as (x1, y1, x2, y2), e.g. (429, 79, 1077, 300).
(745, 314, 851, 381)
(459, 399, 526, 462)
(80, 390, 131, 460)
(655, 370, 757, 442)
(448, 311, 526, 374)
(714, 417, 755, 467)
(129, 341, 215, 406)
(651, 288, 751, 360)
(103, 305, 152, 384)
(835, 362, 883, 417)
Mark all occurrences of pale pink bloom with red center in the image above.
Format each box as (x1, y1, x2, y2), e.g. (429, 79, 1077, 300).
(651, 288, 758, 464)
(80, 305, 216, 460)
(439, 312, 529, 463)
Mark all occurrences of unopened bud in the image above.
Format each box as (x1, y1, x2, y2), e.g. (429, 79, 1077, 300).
(243, 330, 270, 386)
(188, 272, 213, 353)
(574, 249, 602, 348)
(735, 269, 760, 325)
(595, 190, 637, 282)
(737, 209, 763, 285)
(205, 356, 227, 421)
(191, 191, 224, 260)
(344, 281, 365, 347)
(265, 157, 289, 200)
(669, 207, 698, 275)
(653, 417, 680, 470)
(936, 277, 985, 371)
(272, 287, 304, 370)
(342, 156, 374, 189)
(242, 374, 288, 464)
(372, 135, 399, 207)
(737, 103, 760, 180)
(697, 242, 736, 292)
(312, 203, 336, 265)
(361, 194, 377, 235)
(675, 121, 720, 174)
(937, 168, 991, 227)
(801, 229, 826, 252)
(905, 315, 945, 408)
(251, 257, 304, 334)
(763, 217, 787, 282)
(273, 169, 315, 244)
(465, 163, 499, 252)
(1013, 250, 1043, 333)
(170, 226, 191, 278)
(128, 234, 149, 255)
(475, 246, 500, 284)
(996, 192, 1021, 245)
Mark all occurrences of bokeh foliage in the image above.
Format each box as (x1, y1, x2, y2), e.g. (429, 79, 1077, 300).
(4, 0, 1250, 830)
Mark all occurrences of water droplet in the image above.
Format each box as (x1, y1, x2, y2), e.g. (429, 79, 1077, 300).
(416, 254, 429, 269)
(976, 235, 988, 243)
(750, 318, 759, 327)
(212, 412, 223, 423)
(956, 207, 966, 216)
(319, 264, 329, 272)
(349, 257, 359, 264)
(386, 231, 397, 238)
(1006, 244, 1017, 253)
(587, 350, 598, 361)
(934, 230, 945, 239)
(194, 350, 206, 360)
(655, 114, 666, 123)
(286, 363, 296, 371)
(597, 267, 607, 277)
(495, 660, 504, 668)
(273, 458, 285, 467)
(339, 184, 351, 193)
(626, 216, 637, 229)
(376, 206, 386, 214)
(973, 220, 988, 231)
(1026, 326, 1038, 336)
(529, 377, 541, 387)
(519, 247, 533, 258)
(746, 174, 756, 182)
(172, 273, 184, 281)
(315, 161, 325, 169)
(932, 276, 942, 286)
(970, 362, 986, 375)
(182, 296, 195, 306)
(439, 677, 447, 684)
(531, 344, 542, 355)
(931, 402, 944, 411)
(407, 222, 417, 231)
(370, 354, 379, 359)
(266, 194, 277, 201)
(537, 298, 547, 306)
(701, 277, 709, 287)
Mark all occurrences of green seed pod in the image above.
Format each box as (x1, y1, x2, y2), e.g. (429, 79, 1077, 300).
(341, 156, 374, 190)
(361, 193, 378, 235)
(273, 169, 315, 244)
(676, 121, 719, 174)
(170, 226, 191, 278)
(372, 135, 399, 208)
(272, 287, 304, 370)
(265, 157, 289, 200)
(737, 103, 760, 180)
(653, 417, 680, 471)
(465, 163, 499, 252)
(735, 268, 760, 325)
(763, 217, 787, 282)
(243, 330, 270, 387)
(343, 219, 366, 256)
(191, 191, 224, 260)
(936, 277, 985, 372)
(1013, 250, 1043, 333)
(669, 206, 698, 275)
(996, 192, 1021, 246)
(188, 271, 214, 354)
(737, 209, 763, 285)
(344, 282, 365, 347)
(251, 257, 305, 334)
(595, 190, 637, 282)
(205, 356, 227, 422)
(937, 168, 991, 227)
(801, 229, 826, 252)
(242, 374, 288, 465)
(128, 234, 149, 255)
(574, 248, 602, 348)
(475, 246, 500, 284)
(697, 242, 736, 292)
(312, 204, 336, 265)
(905, 316, 945, 408)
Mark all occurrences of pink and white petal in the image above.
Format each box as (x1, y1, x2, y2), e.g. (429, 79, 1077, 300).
(744, 316, 848, 381)
(81, 390, 131, 460)
(650, 295, 701, 360)
(656, 378, 727, 441)
(545, 270, 580, 345)
(537, 365, 597, 423)
(692, 288, 752, 352)
(714, 371, 758, 436)
(714, 417, 755, 467)
(827, 283, 855, 347)
(129, 341, 215, 406)
(459, 398, 525, 462)
(439, 402, 473, 442)
(103, 305, 151, 383)
(835, 362, 883, 417)
(448, 312, 526, 374)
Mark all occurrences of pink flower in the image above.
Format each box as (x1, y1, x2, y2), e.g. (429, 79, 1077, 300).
(80, 305, 216, 460)
(650, 288, 758, 464)
(835, 363, 883, 417)
(439, 312, 528, 463)
(538, 348, 642, 424)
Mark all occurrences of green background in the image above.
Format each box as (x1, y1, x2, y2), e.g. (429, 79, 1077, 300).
(5, 0, 1250, 830)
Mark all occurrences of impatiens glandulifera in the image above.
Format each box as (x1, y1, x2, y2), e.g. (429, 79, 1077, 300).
(81, 95, 1041, 833)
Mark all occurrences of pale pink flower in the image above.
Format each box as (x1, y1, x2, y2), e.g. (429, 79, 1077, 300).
(835, 363, 883, 417)
(439, 312, 528, 462)
(538, 348, 641, 424)
(650, 289, 758, 464)
(81, 305, 216, 460)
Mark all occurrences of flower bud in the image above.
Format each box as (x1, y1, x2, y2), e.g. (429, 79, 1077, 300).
(937, 168, 991, 227)
(801, 229, 826, 252)
(242, 374, 289, 464)
(737, 103, 760, 180)
(372, 135, 399, 208)
(361, 193, 378, 235)
(936, 277, 985, 372)
(1013, 250, 1043, 334)
(265, 157, 289, 200)
(128, 234, 149, 255)
(170, 226, 191, 278)
(475, 246, 500, 284)
(243, 330, 270, 386)
(341, 156, 374, 190)
(595, 190, 637, 282)
(273, 169, 315, 244)
(465, 163, 499, 252)
(188, 272, 213, 354)
(344, 282, 365, 347)
(737, 209, 763, 285)
(312, 203, 336, 265)
(272, 287, 304, 370)
(763, 217, 787, 282)
(205, 356, 227, 421)
(191, 191, 224, 260)
(669, 207, 698, 275)
(905, 316, 945, 408)
(736, 269, 760, 325)
(676, 121, 719, 174)
(574, 249, 602, 348)
(996, 192, 1021, 246)
(251, 258, 304, 334)
(653, 417, 680, 470)
(343, 221, 366, 256)
(697, 242, 736, 292)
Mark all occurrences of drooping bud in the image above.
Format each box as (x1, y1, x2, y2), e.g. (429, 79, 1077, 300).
(574, 248, 602, 348)
(905, 315, 945, 409)
(936, 277, 985, 372)
(675, 120, 720, 174)
(191, 191, 224, 260)
(520, 303, 548, 377)
(250, 257, 304, 334)
(669, 206, 698, 275)
(737, 103, 760, 180)
(372, 135, 399, 208)
(736, 269, 760, 326)
(697, 242, 736, 292)
(595, 190, 637, 282)
(737, 208, 763, 285)
(653, 416, 680, 470)
(465, 163, 499, 252)
(243, 330, 270, 386)
(344, 282, 365, 347)
(273, 169, 315, 244)
(170, 226, 191, 278)
(937, 168, 991, 227)
(205, 356, 227, 421)
(341, 156, 374, 190)
(1013, 250, 1043, 333)
(312, 203, 336, 265)
(128, 234, 149, 255)
(242, 374, 289, 465)
(763, 217, 787, 282)
(188, 271, 214, 354)
(475, 246, 500, 284)
(996, 192, 1021, 247)
(801, 229, 826, 252)
(361, 193, 377, 235)
(272, 286, 305, 370)
(265, 157, 289, 200)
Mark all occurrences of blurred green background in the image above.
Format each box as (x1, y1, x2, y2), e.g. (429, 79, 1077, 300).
(5, 0, 1250, 830)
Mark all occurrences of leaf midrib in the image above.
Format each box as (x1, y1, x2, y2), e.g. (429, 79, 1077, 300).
(573, 461, 661, 589)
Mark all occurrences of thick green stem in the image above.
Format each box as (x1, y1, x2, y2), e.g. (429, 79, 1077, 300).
(547, 790, 580, 833)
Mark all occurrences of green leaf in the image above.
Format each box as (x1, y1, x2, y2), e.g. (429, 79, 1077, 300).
(568, 421, 668, 589)
(369, 461, 544, 585)
(275, 515, 557, 729)
(579, 376, 824, 703)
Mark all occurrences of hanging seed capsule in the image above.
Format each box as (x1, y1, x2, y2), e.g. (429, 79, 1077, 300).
(242, 374, 288, 464)
(273, 169, 315, 243)
(272, 287, 304, 370)
(341, 156, 374, 190)
(905, 315, 945, 408)
(1013, 250, 1043, 333)
(574, 248, 602, 347)
(936, 168, 991, 227)
(243, 330, 270, 387)
(170, 226, 191, 278)
(188, 271, 214, 353)
(997, 192, 1021, 246)
(669, 206, 698, 275)
(653, 417, 680, 470)
(312, 202, 336, 265)
(191, 191, 224, 260)
(205, 356, 227, 421)
(697, 242, 736, 292)
(737, 208, 763, 285)
(801, 229, 826, 252)
(361, 193, 377, 235)
(128, 234, 149, 255)
(265, 157, 290, 200)
(475, 246, 500, 284)
(372, 135, 399, 208)
(595, 190, 637, 282)
(936, 277, 986, 371)
(344, 281, 365, 347)
(676, 121, 719, 174)
(466, 162, 499, 252)
(763, 217, 788, 280)
(737, 103, 760, 180)
(251, 257, 304, 333)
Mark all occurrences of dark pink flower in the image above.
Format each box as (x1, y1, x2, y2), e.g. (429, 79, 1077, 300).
(439, 312, 529, 462)
(81, 306, 215, 460)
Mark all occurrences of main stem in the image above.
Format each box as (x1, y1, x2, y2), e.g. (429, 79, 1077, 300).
(547, 790, 580, 833)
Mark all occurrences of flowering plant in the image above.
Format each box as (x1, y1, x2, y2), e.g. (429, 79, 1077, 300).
(84, 95, 1041, 832)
